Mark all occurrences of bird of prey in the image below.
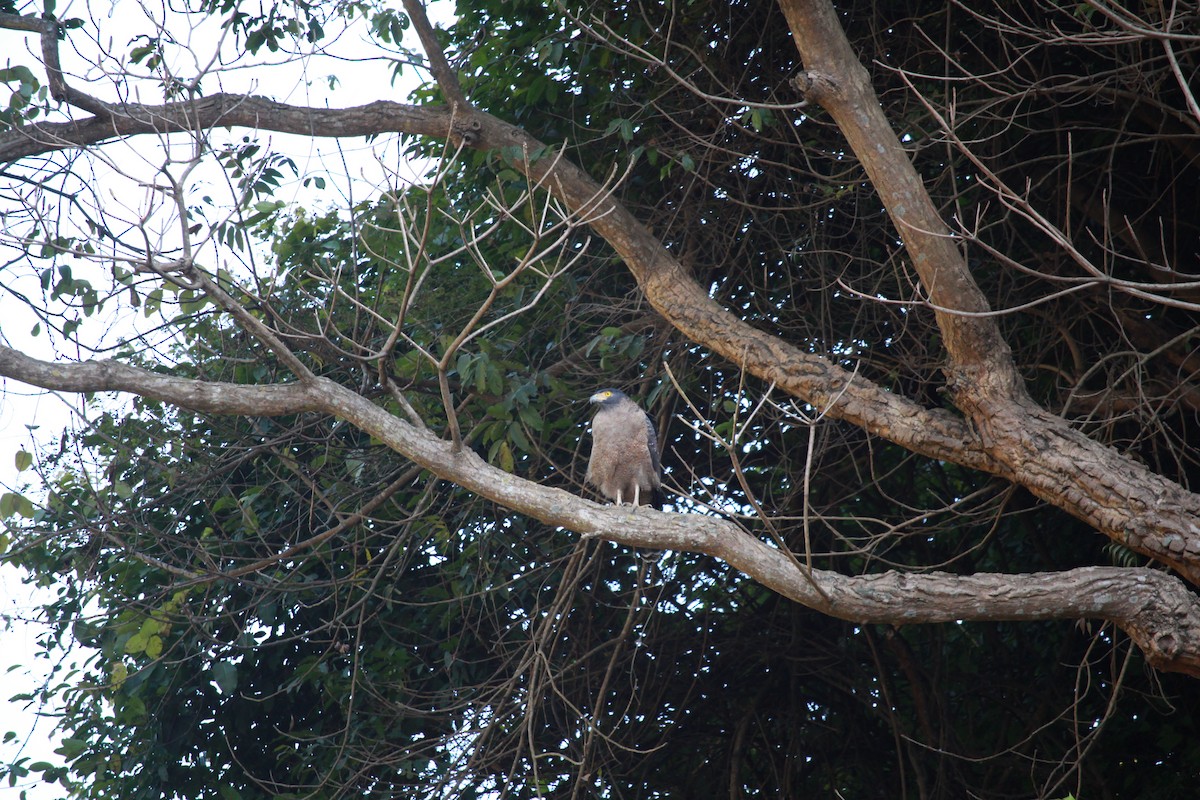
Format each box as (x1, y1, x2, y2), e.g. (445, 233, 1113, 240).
(585, 388, 662, 507)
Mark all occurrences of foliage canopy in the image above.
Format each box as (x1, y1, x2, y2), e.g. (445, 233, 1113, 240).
(2, 0, 1200, 798)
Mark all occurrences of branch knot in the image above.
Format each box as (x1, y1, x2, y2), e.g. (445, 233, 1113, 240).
(453, 117, 483, 148)
(789, 70, 836, 103)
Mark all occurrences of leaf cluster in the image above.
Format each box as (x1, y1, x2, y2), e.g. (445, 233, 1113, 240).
(6, 0, 1200, 797)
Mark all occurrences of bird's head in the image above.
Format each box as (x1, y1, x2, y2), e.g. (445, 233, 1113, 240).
(588, 388, 626, 406)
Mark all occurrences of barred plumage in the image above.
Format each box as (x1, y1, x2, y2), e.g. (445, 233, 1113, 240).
(585, 388, 662, 508)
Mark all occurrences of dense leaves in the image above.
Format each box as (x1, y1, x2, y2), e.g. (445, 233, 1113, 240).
(3, 0, 1200, 798)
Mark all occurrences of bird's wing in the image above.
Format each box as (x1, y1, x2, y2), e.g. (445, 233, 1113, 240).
(643, 411, 662, 480)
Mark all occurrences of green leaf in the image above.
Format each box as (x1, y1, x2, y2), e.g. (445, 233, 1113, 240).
(0, 492, 35, 519)
(517, 404, 543, 432)
(508, 423, 530, 453)
(143, 287, 163, 317)
(211, 661, 238, 694)
(55, 738, 87, 760)
(144, 635, 163, 659)
(117, 694, 146, 723)
(14, 450, 32, 471)
(124, 631, 147, 655)
(110, 661, 127, 690)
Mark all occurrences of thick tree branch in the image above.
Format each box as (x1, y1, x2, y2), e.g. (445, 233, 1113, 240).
(775, 0, 1019, 401)
(0, 95, 454, 163)
(771, 0, 1200, 582)
(2, 344, 1198, 676)
(2, 5, 1200, 667)
(0, 90, 1008, 482)
(4, 70, 1200, 579)
(0, 346, 321, 416)
(0, 12, 111, 115)
(457, 119, 1006, 470)
(401, 0, 468, 109)
(456, 111, 1200, 584)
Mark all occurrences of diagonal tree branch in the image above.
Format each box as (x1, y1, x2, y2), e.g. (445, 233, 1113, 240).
(401, 0, 468, 109)
(776, 0, 1016, 396)
(442, 110, 1200, 584)
(2, 342, 1199, 676)
(1, 5, 1200, 580)
(770, 0, 1200, 582)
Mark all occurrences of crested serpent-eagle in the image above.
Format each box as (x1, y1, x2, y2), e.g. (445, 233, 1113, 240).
(585, 388, 663, 508)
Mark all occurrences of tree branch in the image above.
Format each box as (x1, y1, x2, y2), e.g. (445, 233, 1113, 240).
(4, 62, 1200, 579)
(770, 0, 1200, 582)
(3, 5, 1200, 667)
(0, 345, 320, 416)
(779, 0, 1012, 376)
(0, 95, 454, 163)
(401, 0, 468, 109)
(0, 11, 141, 116)
(3, 344, 1197, 675)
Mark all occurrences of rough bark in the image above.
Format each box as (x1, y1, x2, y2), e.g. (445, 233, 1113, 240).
(773, 0, 1200, 583)
(0, 94, 455, 163)
(2, 343, 1198, 676)
(10, 39, 1189, 585)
